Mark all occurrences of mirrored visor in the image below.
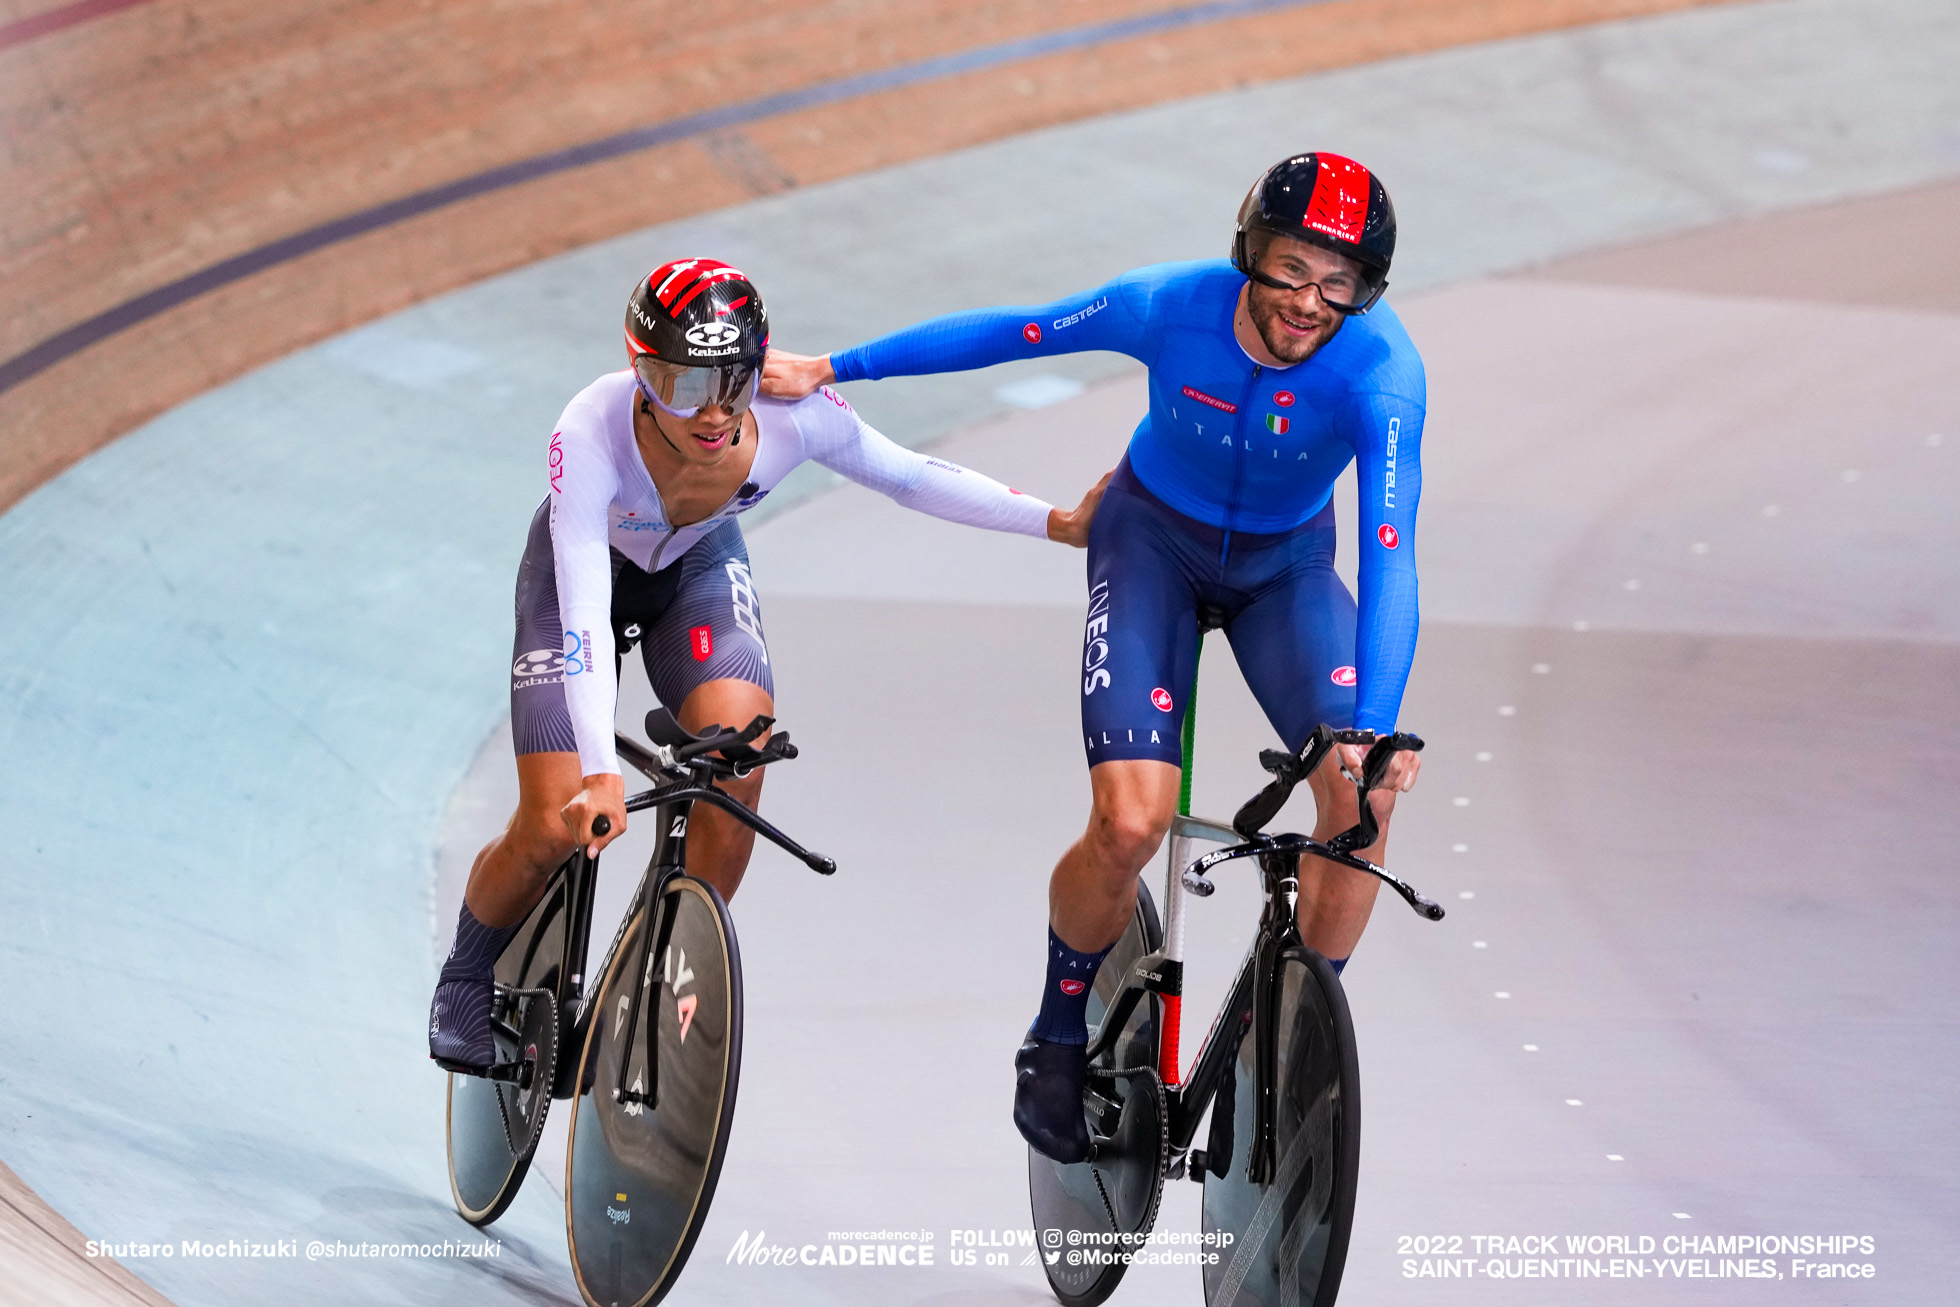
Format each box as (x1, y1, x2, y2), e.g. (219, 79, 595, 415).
(632, 354, 760, 418)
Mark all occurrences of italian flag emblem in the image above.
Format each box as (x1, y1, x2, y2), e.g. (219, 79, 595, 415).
(1265, 414, 1290, 434)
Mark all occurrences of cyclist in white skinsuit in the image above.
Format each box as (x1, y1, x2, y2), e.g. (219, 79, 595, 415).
(430, 259, 1107, 1069)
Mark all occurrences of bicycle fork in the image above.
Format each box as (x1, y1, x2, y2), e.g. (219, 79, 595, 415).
(612, 799, 691, 1112)
(1247, 850, 1300, 1185)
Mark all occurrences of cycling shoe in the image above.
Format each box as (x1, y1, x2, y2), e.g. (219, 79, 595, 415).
(1014, 1033, 1092, 1163)
(428, 976, 495, 1070)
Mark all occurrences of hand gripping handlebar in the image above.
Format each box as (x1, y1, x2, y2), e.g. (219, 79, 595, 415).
(581, 712, 835, 875)
(1185, 726, 1442, 920)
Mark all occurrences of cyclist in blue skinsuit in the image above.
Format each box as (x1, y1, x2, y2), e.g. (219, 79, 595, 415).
(765, 153, 1427, 1162)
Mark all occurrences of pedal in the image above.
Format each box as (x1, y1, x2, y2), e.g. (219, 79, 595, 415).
(1186, 1149, 1208, 1181)
(433, 1054, 528, 1085)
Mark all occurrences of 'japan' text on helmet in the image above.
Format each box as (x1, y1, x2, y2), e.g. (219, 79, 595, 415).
(1231, 153, 1396, 314)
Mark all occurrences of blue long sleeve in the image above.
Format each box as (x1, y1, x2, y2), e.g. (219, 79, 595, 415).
(1349, 391, 1424, 733)
(832, 271, 1164, 381)
(831, 259, 1427, 730)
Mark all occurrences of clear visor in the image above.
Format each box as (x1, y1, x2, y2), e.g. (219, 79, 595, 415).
(632, 354, 760, 418)
(1245, 229, 1383, 314)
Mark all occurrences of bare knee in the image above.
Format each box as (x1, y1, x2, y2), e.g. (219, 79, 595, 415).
(1307, 766, 1398, 850)
(1310, 769, 1362, 829)
(1086, 796, 1171, 875)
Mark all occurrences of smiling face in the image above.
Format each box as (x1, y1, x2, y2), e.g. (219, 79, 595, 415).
(666, 402, 746, 460)
(633, 361, 757, 464)
(639, 393, 748, 464)
(1242, 232, 1370, 364)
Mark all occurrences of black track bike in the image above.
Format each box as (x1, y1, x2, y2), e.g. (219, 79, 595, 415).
(1029, 722, 1441, 1307)
(439, 709, 834, 1307)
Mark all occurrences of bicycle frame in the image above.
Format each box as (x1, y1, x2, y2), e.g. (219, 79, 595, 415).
(1083, 817, 1291, 1170)
(499, 725, 831, 1105)
(1082, 730, 1443, 1179)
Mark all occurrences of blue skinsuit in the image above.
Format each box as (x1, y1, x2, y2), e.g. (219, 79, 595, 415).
(833, 259, 1425, 745)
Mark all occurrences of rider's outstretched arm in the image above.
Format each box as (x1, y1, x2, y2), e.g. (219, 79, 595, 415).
(1349, 387, 1425, 736)
(788, 387, 1056, 537)
(828, 264, 1185, 382)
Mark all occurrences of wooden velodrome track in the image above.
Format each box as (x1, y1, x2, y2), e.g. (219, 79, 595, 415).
(0, 0, 1737, 513)
(5, 0, 1954, 1303)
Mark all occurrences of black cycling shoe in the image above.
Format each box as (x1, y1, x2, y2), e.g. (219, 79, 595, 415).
(1014, 1034, 1093, 1164)
(428, 976, 496, 1070)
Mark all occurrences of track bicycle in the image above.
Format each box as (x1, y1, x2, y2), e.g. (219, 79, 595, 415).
(440, 708, 835, 1307)
(1029, 717, 1441, 1307)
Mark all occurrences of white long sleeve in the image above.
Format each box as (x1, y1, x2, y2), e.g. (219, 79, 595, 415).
(534, 374, 1056, 777)
(788, 386, 1054, 537)
(546, 399, 627, 777)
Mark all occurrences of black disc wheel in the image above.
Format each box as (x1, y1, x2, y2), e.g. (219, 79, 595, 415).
(1029, 878, 1166, 1307)
(447, 875, 572, 1226)
(565, 875, 741, 1307)
(1201, 948, 1359, 1307)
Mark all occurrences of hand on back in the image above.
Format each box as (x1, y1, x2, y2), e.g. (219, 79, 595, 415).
(1047, 468, 1114, 548)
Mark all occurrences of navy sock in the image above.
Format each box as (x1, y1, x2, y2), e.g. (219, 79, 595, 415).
(1327, 957, 1348, 976)
(440, 902, 518, 984)
(1030, 928, 1112, 1046)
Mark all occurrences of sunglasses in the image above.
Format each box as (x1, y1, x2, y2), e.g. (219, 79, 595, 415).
(632, 355, 760, 418)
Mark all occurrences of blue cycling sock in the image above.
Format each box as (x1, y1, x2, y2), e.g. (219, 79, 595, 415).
(1327, 956, 1348, 976)
(440, 901, 518, 984)
(1029, 928, 1112, 1046)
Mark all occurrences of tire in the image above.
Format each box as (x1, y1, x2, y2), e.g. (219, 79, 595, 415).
(446, 875, 571, 1226)
(1028, 878, 1165, 1307)
(565, 876, 741, 1307)
(1201, 948, 1359, 1307)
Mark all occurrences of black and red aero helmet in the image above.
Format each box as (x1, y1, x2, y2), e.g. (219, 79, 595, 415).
(1232, 152, 1396, 313)
(625, 258, 770, 368)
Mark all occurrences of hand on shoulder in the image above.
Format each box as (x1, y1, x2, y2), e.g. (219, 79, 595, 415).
(760, 349, 835, 401)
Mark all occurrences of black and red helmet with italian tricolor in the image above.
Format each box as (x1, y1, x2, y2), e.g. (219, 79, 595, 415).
(625, 258, 770, 416)
(1231, 153, 1396, 314)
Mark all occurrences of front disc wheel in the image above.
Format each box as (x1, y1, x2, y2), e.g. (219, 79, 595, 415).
(564, 876, 741, 1307)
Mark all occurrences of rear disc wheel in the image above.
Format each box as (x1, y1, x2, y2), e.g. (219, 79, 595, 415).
(446, 876, 570, 1225)
(1028, 878, 1165, 1307)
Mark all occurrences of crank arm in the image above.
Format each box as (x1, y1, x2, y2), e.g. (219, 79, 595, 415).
(434, 1055, 530, 1085)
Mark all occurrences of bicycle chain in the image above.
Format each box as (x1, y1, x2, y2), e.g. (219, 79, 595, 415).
(1090, 1159, 1122, 1233)
(492, 988, 555, 1157)
(1082, 1067, 1170, 1240)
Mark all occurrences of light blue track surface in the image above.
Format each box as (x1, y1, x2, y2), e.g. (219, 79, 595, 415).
(1, 1, 1956, 1302)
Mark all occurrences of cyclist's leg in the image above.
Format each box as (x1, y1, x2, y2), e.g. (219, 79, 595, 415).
(1298, 749, 1395, 964)
(433, 503, 586, 1065)
(1225, 521, 1393, 966)
(474, 499, 590, 925)
(1058, 458, 1202, 950)
(673, 678, 772, 903)
(1018, 460, 1198, 1160)
(641, 520, 776, 905)
(1050, 759, 1182, 953)
(465, 751, 582, 926)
